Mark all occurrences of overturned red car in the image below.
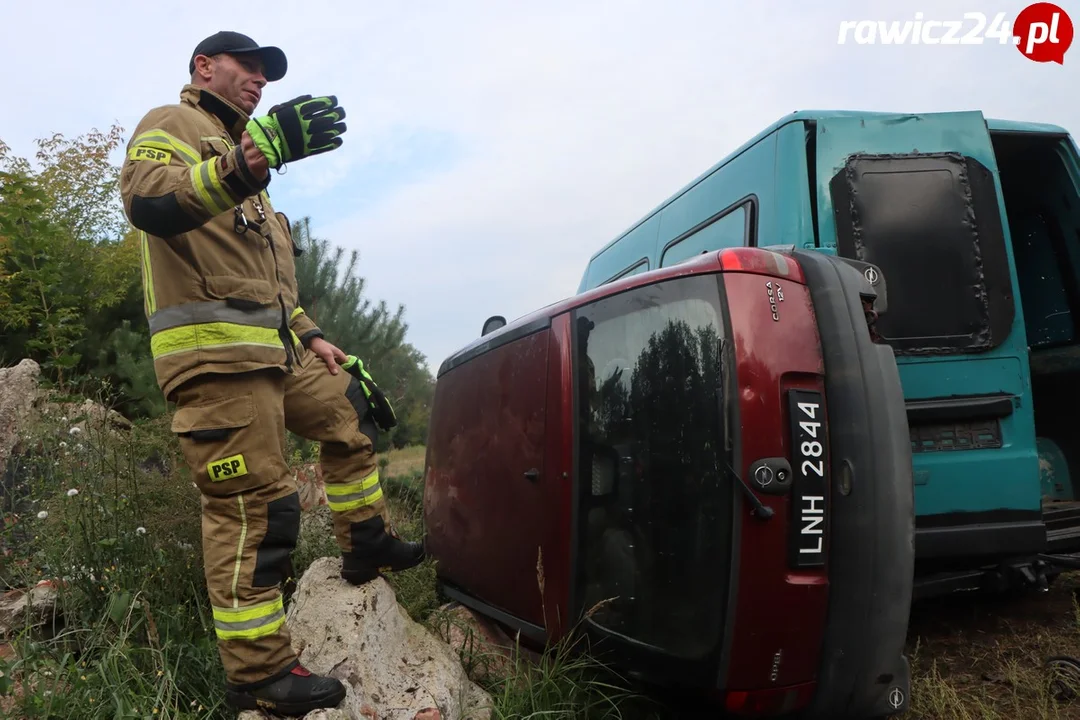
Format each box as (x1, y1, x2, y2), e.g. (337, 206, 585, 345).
(422, 246, 915, 718)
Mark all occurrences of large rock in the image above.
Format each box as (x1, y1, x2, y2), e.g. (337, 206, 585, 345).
(0, 579, 59, 639)
(295, 463, 328, 512)
(432, 603, 541, 686)
(57, 397, 133, 436)
(0, 359, 42, 481)
(0, 359, 134, 483)
(240, 556, 492, 720)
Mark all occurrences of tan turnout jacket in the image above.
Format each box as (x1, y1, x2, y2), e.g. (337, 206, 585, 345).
(120, 84, 323, 400)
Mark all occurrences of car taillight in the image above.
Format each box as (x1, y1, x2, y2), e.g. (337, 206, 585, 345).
(724, 683, 817, 717)
(719, 247, 806, 284)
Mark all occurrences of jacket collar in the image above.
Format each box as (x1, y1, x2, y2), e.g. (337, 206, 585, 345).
(180, 84, 251, 141)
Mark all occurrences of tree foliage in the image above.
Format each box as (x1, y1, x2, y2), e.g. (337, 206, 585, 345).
(0, 130, 140, 393)
(290, 217, 408, 365)
(0, 127, 432, 446)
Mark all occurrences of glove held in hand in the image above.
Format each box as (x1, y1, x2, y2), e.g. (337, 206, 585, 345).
(342, 355, 398, 432)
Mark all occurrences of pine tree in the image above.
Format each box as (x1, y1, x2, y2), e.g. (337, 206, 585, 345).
(290, 216, 434, 449)
(290, 217, 407, 365)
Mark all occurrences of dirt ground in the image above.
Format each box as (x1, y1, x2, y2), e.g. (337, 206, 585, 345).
(905, 570, 1080, 719)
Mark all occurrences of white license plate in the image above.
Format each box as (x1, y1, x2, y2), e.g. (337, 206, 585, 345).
(788, 389, 828, 568)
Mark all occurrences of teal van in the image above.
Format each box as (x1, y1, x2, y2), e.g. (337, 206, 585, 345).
(577, 110, 1080, 596)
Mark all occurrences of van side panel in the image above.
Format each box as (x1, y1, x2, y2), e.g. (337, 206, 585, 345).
(652, 132, 775, 262)
(580, 215, 660, 292)
(772, 120, 818, 250)
(578, 128, 783, 293)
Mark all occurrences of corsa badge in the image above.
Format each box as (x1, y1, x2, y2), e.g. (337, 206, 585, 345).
(766, 281, 784, 322)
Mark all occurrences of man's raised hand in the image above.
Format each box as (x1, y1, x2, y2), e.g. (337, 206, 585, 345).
(245, 95, 347, 168)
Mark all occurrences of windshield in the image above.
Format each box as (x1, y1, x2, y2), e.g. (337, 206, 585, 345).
(573, 273, 735, 660)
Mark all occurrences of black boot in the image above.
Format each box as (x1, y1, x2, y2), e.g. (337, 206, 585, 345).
(341, 515, 426, 586)
(225, 663, 346, 716)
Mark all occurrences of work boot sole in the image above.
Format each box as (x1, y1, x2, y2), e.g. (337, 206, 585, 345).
(225, 684, 347, 717)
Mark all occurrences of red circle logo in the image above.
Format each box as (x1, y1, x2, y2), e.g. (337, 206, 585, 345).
(1014, 2, 1074, 63)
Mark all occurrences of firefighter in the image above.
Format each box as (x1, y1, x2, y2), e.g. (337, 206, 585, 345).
(119, 31, 425, 716)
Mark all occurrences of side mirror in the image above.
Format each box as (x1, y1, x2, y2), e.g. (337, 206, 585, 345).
(481, 316, 507, 336)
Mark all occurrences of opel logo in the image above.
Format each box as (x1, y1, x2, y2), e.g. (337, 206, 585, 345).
(888, 687, 905, 710)
(754, 465, 774, 488)
(864, 266, 880, 286)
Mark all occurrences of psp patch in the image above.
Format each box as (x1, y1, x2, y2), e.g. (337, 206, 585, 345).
(128, 145, 172, 164)
(207, 453, 248, 482)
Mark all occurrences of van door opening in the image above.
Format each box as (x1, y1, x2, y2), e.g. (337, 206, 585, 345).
(992, 130, 1080, 551)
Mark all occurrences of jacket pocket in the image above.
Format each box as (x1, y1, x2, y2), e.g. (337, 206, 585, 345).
(172, 393, 254, 441)
(276, 212, 302, 257)
(205, 275, 277, 309)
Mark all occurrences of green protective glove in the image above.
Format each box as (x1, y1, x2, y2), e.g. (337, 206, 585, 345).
(341, 355, 398, 432)
(245, 95, 347, 168)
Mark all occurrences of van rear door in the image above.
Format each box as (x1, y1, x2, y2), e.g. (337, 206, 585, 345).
(811, 112, 1044, 565)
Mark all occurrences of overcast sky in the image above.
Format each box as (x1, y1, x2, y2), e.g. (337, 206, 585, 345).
(1, 0, 1076, 373)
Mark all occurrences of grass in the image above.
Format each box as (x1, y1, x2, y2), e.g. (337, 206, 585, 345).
(4, 396, 1080, 719)
(904, 574, 1080, 720)
(0, 397, 647, 719)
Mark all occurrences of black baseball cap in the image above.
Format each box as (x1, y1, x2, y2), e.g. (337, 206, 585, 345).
(189, 31, 287, 82)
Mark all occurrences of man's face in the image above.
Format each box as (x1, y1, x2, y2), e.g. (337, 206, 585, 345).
(198, 53, 267, 114)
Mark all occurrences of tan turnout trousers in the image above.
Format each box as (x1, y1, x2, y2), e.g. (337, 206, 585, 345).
(170, 346, 392, 688)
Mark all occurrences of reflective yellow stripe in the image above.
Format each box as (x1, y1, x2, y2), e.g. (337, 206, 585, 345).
(190, 159, 233, 215)
(290, 329, 301, 347)
(231, 494, 247, 607)
(201, 135, 235, 148)
(290, 307, 304, 321)
(212, 597, 286, 641)
(131, 130, 199, 166)
(139, 231, 156, 315)
(150, 322, 284, 359)
(325, 469, 383, 512)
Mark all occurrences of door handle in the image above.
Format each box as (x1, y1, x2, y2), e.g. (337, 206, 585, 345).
(524, 468, 540, 482)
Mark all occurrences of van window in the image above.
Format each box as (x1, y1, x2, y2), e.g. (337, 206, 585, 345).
(606, 259, 649, 285)
(572, 274, 734, 659)
(829, 152, 1014, 354)
(660, 205, 747, 268)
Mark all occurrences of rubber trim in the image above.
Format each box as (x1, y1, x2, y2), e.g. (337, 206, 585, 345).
(438, 581, 548, 646)
(906, 394, 1015, 424)
(792, 249, 915, 719)
(437, 316, 551, 377)
(915, 520, 1046, 561)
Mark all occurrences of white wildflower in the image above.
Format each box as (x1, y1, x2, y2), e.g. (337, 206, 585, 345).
(136, 527, 147, 535)
(37, 511, 48, 520)
(76, 443, 83, 452)
(60, 416, 68, 423)
(69, 426, 82, 436)
(59, 441, 67, 449)
(67, 488, 79, 497)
